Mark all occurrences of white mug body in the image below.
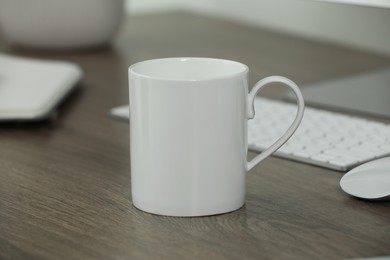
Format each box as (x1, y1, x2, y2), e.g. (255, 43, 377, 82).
(129, 58, 249, 216)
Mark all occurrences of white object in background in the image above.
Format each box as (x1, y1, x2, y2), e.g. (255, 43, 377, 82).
(110, 105, 129, 122)
(128, 57, 305, 217)
(248, 98, 390, 171)
(0, 0, 124, 49)
(0, 53, 83, 121)
(340, 157, 390, 200)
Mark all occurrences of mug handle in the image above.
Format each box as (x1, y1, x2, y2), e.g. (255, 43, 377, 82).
(246, 76, 305, 171)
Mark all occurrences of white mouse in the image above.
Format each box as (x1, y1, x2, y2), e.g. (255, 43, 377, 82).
(340, 157, 390, 200)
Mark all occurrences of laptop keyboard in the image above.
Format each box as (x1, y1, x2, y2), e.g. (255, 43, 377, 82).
(248, 98, 390, 171)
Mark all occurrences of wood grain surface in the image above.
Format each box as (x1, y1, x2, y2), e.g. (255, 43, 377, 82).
(1, 12, 390, 260)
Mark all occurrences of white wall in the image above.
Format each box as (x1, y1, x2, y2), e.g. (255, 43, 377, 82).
(127, 0, 390, 56)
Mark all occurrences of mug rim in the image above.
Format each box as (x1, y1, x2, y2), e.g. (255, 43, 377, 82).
(128, 57, 249, 82)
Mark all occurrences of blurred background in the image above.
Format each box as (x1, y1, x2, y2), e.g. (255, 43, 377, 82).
(127, 0, 390, 56)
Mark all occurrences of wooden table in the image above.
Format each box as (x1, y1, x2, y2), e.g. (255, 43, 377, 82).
(1, 12, 390, 260)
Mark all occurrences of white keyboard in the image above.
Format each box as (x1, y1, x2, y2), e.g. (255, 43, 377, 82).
(249, 98, 390, 171)
(110, 98, 390, 172)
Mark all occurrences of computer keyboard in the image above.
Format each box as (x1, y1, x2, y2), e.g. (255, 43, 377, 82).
(249, 98, 390, 171)
(110, 98, 390, 172)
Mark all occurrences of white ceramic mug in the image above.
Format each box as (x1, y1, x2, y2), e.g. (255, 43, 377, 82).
(128, 57, 305, 217)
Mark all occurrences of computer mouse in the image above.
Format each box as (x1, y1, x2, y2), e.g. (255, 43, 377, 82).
(340, 157, 390, 200)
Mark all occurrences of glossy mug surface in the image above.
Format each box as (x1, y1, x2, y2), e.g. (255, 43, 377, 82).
(128, 58, 305, 217)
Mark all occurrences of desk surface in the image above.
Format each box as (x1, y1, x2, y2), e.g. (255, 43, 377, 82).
(1, 12, 390, 260)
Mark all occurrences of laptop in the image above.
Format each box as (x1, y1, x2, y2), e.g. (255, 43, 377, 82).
(287, 67, 390, 119)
